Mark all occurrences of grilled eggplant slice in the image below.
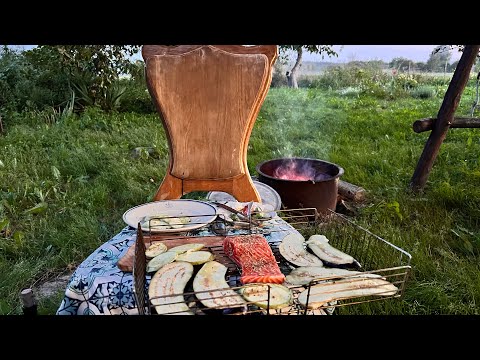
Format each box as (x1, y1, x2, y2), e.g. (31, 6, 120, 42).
(279, 233, 324, 267)
(239, 283, 292, 310)
(145, 242, 168, 259)
(142, 215, 191, 230)
(148, 261, 194, 315)
(285, 266, 382, 286)
(146, 251, 178, 273)
(193, 261, 246, 309)
(298, 277, 398, 309)
(176, 251, 215, 265)
(306, 235, 356, 267)
(168, 243, 205, 254)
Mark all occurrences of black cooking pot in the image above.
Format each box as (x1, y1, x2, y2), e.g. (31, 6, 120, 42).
(256, 157, 344, 214)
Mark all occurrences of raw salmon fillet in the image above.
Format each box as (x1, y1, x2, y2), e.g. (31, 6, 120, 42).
(223, 234, 285, 284)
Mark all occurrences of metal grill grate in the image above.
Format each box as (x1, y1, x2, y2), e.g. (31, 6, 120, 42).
(132, 224, 149, 315)
(133, 208, 411, 315)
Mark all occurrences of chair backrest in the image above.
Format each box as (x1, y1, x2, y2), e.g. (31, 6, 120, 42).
(143, 45, 278, 202)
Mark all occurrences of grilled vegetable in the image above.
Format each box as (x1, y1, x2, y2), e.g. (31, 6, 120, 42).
(279, 233, 324, 267)
(142, 214, 191, 230)
(176, 251, 215, 265)
(306, 235, 356, 267)
(146, 251, 178, 273)
(148, 261, 194, 315)
(285, 266, 382, 286)
(193, 261, 246, 309)
(168, 243, 205, 255)
(239, 283, 292, 309)
(298, 277, 398, 309)
(162, 215, 191, 229)
(145, 242, 168, 259)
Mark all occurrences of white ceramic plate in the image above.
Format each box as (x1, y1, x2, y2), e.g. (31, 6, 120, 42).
(214, 201, 276, 223)
(207, 180, 282, 211)
(122, 199, 217, 233)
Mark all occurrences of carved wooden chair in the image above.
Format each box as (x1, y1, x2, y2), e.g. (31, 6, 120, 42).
(142, 45, 278, 202)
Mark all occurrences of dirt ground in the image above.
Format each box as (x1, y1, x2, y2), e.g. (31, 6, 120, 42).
(34, 274, 72, 300)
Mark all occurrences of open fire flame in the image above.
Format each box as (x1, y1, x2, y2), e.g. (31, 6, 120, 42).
(273, 159, 328, 181)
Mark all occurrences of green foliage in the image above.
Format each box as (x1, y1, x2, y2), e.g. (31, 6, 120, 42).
(278, 45, 338, 88)
(389, 57, 413, 71)
(426, 48, 452, 72)
(270, 62, 288, 88)
(118, 85, 156, 114)
(103, 81, 127, 112)
(128, 60, 146, 86)
(294, 62, 455, 100)
(1, 45, 139, 116)
(0, 47, 71, 114)
(28, 45, 139, 87)
(394, 73, 418, 90)
(279, 45, 337, 60)
(24, 45, 140, 112)
(410, 85, 437, 99)
(308, 61, 390, 90)
(300, 62, 403, 99)
(448, 60, 460, 72)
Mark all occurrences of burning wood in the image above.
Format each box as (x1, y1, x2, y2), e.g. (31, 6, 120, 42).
(272, 158, 330, 182)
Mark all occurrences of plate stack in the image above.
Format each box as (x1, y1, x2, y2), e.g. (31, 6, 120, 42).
(206, 180, 282, 211)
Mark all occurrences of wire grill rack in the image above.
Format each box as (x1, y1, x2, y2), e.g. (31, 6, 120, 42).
(133, 207, 411, 315)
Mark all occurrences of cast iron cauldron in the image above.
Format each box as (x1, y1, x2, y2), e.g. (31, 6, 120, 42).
(256, 157, 344, 214)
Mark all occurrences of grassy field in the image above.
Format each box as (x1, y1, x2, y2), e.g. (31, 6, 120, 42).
(1, 86, 480, 315)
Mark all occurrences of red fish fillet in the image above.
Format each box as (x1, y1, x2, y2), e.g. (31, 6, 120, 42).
(223, 234, 285, 284)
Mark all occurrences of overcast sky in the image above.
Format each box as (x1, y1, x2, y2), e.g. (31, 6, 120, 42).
(307, 45, 462, 63)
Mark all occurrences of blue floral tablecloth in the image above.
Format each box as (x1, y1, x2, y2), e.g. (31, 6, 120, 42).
(56, 214, 299, 315)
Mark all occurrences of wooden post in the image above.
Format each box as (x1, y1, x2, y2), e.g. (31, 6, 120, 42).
(413, 117, 480, 133)
(410, 45, 480, 191)
(20, 288, 38, 315)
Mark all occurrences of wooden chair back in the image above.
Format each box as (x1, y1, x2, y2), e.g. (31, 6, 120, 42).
(142, 45, 278, 202)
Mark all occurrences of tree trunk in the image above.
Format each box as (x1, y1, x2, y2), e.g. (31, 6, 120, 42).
(0, 114, 3, 134)
(289, 47, 303, 89)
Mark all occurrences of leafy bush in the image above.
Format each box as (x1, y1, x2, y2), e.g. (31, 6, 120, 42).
(102, 81, 127, 112)
(416, 74, 452, 87)
(71, 73, 128, 113)
(394, 73, 419, 90)
(270, 63, 287, 88)
(337, 87, 362, 97)
(410, 86, 437, 99)
(297, 75, 321, 88)
(118, 82, 156, 114)
(0, 47, 72, 115)
(298, 62, 446, 99)
(303, 62, 391, 91)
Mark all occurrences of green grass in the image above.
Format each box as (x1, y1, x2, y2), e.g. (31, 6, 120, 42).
(1, 86, 480, 315)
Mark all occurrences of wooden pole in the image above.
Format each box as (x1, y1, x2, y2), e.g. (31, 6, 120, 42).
(410, 45, 480, 191)
(20, 288, 38, 315)
(413, 116, 480, 133)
